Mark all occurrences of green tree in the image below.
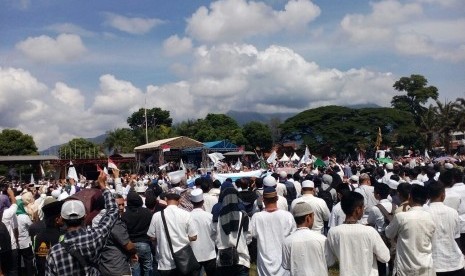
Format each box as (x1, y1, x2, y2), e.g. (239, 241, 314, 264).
(104, 128, 138, 153)
(418, 105, 439, 151)
(280, 106, 417, 158)
(127, 107, 173, 130)
(435, 100, 460, 154)
(59, 138, 101, 159)
(391, 74, 439, 124)
(243, 121, 273, 151)
(0, 129, 38, 155)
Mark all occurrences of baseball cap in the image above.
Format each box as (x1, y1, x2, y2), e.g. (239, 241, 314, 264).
(61, 200, 86, 220)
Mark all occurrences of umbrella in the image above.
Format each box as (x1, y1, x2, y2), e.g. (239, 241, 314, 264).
(377, 157, 393, 164)
(434, 156, 458, 162)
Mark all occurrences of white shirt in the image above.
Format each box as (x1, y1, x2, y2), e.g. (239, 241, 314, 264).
(202, 193, 218, 214)
(189, 208, 216, 262)
(367, 199, 394, 233)
(276, 183, 287, 197)
(251, 209, 296, 276)
(2, 203, 18, 250)
(427, 202, 465, 272)
(329, 202, 345, 228)
(385, 206, 436, 276)
(355, 185, 378, 224)
(290, 194, 330, 234)
(277, 195, 288, 211)
(444, 187, 461, 210)
(147, 205, 198, 270)
(327, 224, 390, 276)
(17, 213, 32, 249)
(292, 180, 301, 197)
(452, 182, 465, 233)
(214, 211, 251, 268)
(282, 227, 335, 276)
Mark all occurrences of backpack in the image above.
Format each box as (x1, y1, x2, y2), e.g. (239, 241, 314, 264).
(284, 181, 297, 205)
(318, 186, 334, 211)
(0, 221, 12, 253)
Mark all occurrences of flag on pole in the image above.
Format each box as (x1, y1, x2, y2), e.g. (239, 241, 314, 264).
(424, 149, 430, 159)
(104, 167, 109, 175)
(67, 161, 79, 182)
(298, 146, 311, 166)
(108, 158, 119, 170)
(234, 158, 242, 171)
(96, 164, 103, 172)
(180, 159, 186, 172)
(40, 165, 45, 177)
(266, 151, 277, 164)
(30, 173, 35, 184)
(161, 144, 171, 152)
(158, 163, 169, 170)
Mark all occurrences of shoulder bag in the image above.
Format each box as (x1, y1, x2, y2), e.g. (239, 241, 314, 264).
(218, 211, 245, 267)
(161, 210, 200, 275)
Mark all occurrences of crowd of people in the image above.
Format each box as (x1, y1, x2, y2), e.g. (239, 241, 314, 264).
(0, 154, 465, 276)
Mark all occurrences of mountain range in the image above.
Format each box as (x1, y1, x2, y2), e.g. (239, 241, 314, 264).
(39, 103, 381, 154)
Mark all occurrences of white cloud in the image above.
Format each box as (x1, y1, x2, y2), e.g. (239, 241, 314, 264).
(186, 0, 320, 42)
(91, 74, 144, 115)
(15, 33, 86, 63)
(163, 35, 193, 57)
(341, 0, 422, 42)
(51, 82, 85, 109)
(104, 13, 164, 35)
(45, 23, 96, 37)
(340, 0, 465, 62)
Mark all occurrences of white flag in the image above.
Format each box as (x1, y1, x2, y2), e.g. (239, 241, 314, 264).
(40, 165, 45, 177)
(234, 158, 242, 171)
(30, 173, 35, 184)
(298, 146, 311, 166)
(424, 149, 430, 159)
(180, 159, 186, 172)
(267, 151, 277, 164)
(67, 162, 79, 182)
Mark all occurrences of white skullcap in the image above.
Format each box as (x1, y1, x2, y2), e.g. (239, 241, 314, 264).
(301, 180, 315, 188)
(387, 179, 399, 190)
(190, 188, 203, 203)
(386, 163, 394, 170)
(51, 190, 61, 199)
(263, 175, 277, 187)
(279, 171, 287, 178)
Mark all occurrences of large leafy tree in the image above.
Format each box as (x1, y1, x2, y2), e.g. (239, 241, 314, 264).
(243, 121, 273, 151)
(280, 106, 417, 158)
(104, 128, 138, 154)
(419, 105, 439, 151)
(127, 107, 173, 144)
(127, 107, 172, 130)
(59, 138, 101, 159)
(391, 74, 439, 124)
(0, 129, 38, 155)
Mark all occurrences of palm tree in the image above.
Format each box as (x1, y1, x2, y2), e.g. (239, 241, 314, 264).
(435, 100, 460, 154)
(104, 128, 138, 154)
(456, 97, 465, 131)
(419, 104, 438, 151)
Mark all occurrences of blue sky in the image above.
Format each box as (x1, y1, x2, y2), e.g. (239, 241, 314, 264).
(1, 0, 464, 150)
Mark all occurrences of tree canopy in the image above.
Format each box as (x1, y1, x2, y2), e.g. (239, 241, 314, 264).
(104, 128, 139, 154)
(59, 138, 102, 159)
(279, 106, 417, 157)
(0, 129, 38, 155)
(242, 121, 273, 151)
(391, 74, 438, 124)
(127, 107, 173, 130)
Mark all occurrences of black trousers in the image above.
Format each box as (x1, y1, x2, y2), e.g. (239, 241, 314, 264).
(198, 259, 216, 276)
(436, 268, 465, 276)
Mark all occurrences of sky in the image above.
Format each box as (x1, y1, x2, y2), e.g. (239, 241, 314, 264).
(1, 0, 464, 150)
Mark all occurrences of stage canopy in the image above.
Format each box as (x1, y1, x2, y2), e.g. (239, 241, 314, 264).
(134, 136, 204, 153)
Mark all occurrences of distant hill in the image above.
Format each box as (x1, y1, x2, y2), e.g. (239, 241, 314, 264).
(226, 103, 381, 125)
(226, 110, 296, 125)
(39, 133, 108, 155)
